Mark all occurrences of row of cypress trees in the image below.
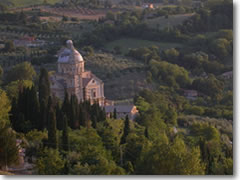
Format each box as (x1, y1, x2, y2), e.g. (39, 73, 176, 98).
(9, 68, 107, 151)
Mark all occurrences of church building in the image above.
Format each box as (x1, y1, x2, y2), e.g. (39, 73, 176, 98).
(49, 40, 105, 106)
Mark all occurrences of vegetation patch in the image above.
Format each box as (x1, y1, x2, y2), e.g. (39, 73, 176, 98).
(104, 38, 183, 54)
(145, 13, 194, 30)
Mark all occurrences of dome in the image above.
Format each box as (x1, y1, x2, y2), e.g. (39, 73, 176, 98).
(58, 40, 83, 63)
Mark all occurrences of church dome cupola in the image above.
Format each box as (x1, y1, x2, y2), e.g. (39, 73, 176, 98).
(58, 40, 83, 64)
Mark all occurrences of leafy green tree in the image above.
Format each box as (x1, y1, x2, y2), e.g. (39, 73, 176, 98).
(135, 96, 150, 114)
(69, 162, 91, 175)
(185, 105, 205, 116)
(0, 127, 19, 169)
(210, 38, 231, 58)
(106, 11, 115, 21)
(192, 74, 224, 100)
(5, 80, 33, 100)
(162, 48, 179, 63)
(0, 3, 8, 13)
(149, 60, 191, 88)
(18, 11, 27, 24)
(6, 62, 36, 83)
(67, 128, 125, 174)
(190, 123, 220, 142)
(0, 90, 19, 169)
(36, 148, 65, 175)
(25, 129, 48, 161)
(217, 29, 233, 41)
(164, 106, 177, 126)
(136, 136, 205, 175)
(183, 51, 208, 70)
(124, 133, 151, 168)
(4, 40, 15, 52)
(0, 89, 11, 129)
(82, 46, 94, 56)
(0, 65, 3, 83)
(62, 16, 68, 22)
(97, 123, 119, 161)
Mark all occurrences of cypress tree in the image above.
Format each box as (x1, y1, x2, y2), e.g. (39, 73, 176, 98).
(144, 127, 149, 139)
(47, 96, 53, 130)
(79, 105, 84, 127)
(70, 95, 79, 129)
(92, 116, 97, 129)
(39, 68, 50, 130)
(113, 108, 117, 119)
(120, 115, 130, 144)
(48, 106, 57, 149)
(9, 98, 18, 130)
(38, 68, 50, 103)
(81, 109, 90, 128)
(99, 107, 106, 122)
(62, 91, 71, 124)
(56, 103, 64, 130)
(40, 99, 48, 130)
(29, 86, 40, 129)
(12, 86, 40, 132)
(62, 115, 69, 152)
(91, 103, 99, 122)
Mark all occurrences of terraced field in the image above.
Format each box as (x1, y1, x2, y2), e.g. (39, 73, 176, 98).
(7, 0, 62, 7)
(11, 5, 107, 20)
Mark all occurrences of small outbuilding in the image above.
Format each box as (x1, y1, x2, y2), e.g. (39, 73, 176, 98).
(105, 105, 139, 120)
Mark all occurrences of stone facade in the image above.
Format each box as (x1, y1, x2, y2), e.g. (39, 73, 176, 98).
(50, 40, 105, 106)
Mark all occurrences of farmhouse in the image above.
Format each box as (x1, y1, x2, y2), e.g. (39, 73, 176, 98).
(183, 89, 198, 100)
(50, 40, 106, 106)
(105, 105, 139, 120)
(221, 71, 233, 79)
(13, 36, 45, 48)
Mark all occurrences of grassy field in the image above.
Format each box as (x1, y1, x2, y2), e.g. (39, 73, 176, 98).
(104, 38, 183, 54)
(8, 0, 62, 7)
(145, 13, 194, 30)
